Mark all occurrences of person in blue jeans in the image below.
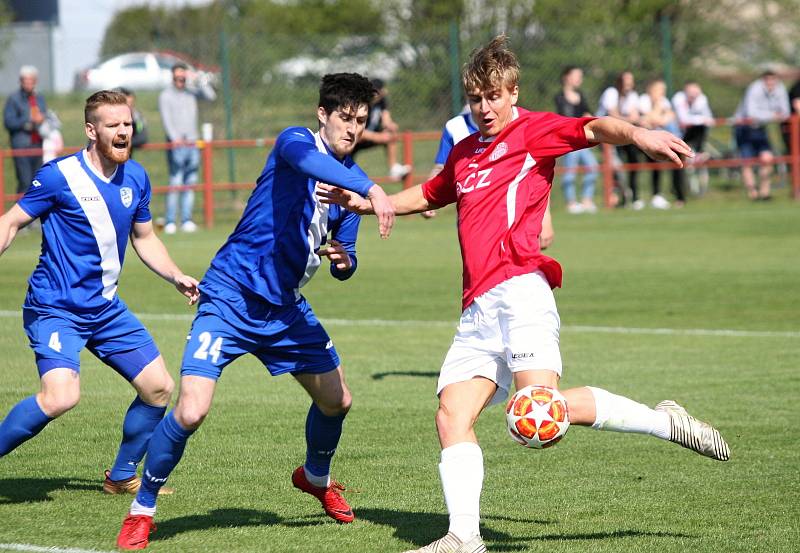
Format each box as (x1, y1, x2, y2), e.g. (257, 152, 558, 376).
(554, 66, 597, 214)
(158, 62, 216, 233)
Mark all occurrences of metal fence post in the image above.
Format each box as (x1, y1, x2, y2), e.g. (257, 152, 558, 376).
(0, 149, 5, 215)
(449, 20, 462, 117)
(202, 140, 215, 228)
(402, 131, 414, 190)
(601, 143, 615, 208)
(791, 114, 800, 200)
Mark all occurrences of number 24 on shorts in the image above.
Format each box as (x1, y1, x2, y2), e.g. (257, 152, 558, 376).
(193, 331, 223, 364)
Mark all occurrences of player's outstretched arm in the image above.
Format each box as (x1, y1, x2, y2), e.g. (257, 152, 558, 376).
(0, 204, 35, 257)
(318, 183, 436, 218)
(584, 117, 693, 168)
(130, 220, 200, 305)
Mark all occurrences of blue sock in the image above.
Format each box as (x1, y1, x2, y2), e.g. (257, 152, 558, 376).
(109, 397, 167, 481)
(135, 410, 194, 508)
(0, 395, 53, 457)
(304, 403, 346, 479)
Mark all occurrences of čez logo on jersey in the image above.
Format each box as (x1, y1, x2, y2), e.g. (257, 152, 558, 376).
(120, 187, 133, 208)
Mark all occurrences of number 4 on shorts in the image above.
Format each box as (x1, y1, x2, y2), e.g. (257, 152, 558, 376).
(48, 331, 62, 352)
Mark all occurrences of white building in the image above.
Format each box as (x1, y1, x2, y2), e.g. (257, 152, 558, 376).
(1, 0, 211, 94)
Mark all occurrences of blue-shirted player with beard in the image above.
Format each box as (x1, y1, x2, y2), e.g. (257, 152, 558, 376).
(0, 90, 200, 492)
(116, 73, 395, 550)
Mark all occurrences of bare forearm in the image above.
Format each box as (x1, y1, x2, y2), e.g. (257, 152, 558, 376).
(0, 220, 16, 256)
(584, 116, 641, 146)
(390, 185, 434, 215)
(0, 205, 33, 257)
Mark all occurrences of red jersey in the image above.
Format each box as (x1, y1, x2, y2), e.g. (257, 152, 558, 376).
(422, 108, 596, 310)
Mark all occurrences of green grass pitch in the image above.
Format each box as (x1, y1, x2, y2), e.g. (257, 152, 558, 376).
(0, 194, 798, 552)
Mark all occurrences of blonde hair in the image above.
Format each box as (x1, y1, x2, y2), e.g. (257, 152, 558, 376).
(462, 34, 519, 93)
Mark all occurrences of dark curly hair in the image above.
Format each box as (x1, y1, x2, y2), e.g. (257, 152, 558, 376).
(318, 73, 375, 115)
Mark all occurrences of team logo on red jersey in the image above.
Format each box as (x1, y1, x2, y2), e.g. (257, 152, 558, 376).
(490, 142, 508, 161)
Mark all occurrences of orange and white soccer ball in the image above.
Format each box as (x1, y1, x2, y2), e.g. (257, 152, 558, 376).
(505, 385, 570, 448)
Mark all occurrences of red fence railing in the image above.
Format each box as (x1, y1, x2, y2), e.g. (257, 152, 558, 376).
(1, 115, 798, 224)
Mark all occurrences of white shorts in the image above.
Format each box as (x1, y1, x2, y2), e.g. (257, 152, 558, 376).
(437, 271, 562, 406)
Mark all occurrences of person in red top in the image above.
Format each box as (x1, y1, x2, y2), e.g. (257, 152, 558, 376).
(320, 35, 730, 553)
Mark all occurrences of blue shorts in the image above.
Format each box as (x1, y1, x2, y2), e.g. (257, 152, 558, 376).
(23, 300, 160, 380)
(735, 125, 772, 159)
(180, 286, 339, 381)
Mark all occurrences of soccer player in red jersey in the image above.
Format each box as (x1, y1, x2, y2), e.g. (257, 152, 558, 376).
(320, 36, 730, 553)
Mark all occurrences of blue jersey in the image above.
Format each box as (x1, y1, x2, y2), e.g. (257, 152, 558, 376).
(434, 110, 479, 165)
(203, 127, 371, 305)
(17, 150, 152, 313)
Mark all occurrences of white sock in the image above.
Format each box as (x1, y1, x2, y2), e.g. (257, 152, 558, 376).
(588, 386, 670, 439)
(303, 466, 330, 488)
(130, 499, 156, 517)
(439, 442, 483, 542)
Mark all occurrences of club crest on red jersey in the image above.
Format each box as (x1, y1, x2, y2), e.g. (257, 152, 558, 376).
(490, 142, 508, 161)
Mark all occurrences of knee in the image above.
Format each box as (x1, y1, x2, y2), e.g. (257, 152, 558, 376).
(173, 402, 207, 430)
(317, 389, 352, 417)
(138, 373, 174, 407)
(37, 389, 79, 418)
(435, 403, 471, 438)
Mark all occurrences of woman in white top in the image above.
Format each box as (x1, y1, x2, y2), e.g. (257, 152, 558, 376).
(639, 79, 682, 208)
(598, 71, 644, 208)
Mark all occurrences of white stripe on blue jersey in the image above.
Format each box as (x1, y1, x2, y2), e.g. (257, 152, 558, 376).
(203, 126, 367, 306)
(58, 154, 121, 300)
(18, 150, 152, 313)
(297, 131, 334, 293)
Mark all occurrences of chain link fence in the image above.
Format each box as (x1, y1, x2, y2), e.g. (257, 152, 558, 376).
(94, 17, 754, 139)
(2, 15, 795, 204)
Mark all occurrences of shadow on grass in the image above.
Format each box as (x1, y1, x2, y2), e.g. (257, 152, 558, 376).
(155, 508, 286, 541)
(371, 371, 439, 380)
(0, 477, 98, 504)
(355, 508, 546, 551)
(356, 508, 694, 551)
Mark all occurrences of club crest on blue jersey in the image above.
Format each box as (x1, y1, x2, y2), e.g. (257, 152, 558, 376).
(120, 187, 133, 208)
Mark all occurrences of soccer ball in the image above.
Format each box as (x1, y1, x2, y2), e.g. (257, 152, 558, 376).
(505, 385, 570, 448)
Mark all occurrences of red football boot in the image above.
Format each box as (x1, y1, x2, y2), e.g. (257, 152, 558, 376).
(116, 514, 156, 550)
(291, 466, 355, 523)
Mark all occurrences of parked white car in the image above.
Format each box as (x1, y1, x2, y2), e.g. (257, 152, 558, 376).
(75, 51, 220, 92)
(264, 38, 418, 84)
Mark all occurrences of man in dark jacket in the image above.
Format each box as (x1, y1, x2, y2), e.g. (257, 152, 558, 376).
(4, 66, 47, 194)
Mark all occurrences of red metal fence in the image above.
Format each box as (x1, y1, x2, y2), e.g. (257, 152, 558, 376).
(1, 115, 798, 225)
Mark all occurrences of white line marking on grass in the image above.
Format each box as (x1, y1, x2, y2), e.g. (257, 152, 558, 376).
(0, 544, 117, 553)
(0, 310, 797, 338)
(564, 325, 800, 339)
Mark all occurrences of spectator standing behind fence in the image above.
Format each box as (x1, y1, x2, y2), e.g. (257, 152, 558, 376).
(117, 88, 149, 152)
(352, 78, 411, 182)
(780, 77, 800, 153)
(3, 65, 46, 195)
(597, 71, 644, 208)
(733, 71, 790, 200)
(555, 66, 598, 214)
(159, 62, 216, 234)
(638, 78, 681, 208)
(672, 81, 714, 196)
